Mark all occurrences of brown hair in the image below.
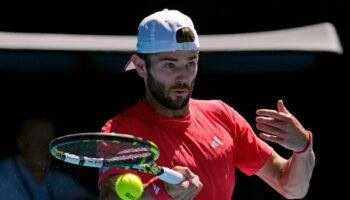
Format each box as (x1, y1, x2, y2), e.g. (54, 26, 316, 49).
(176, 27, 195, 43)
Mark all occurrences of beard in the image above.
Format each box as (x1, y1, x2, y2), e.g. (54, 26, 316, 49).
(147, 71, 194, 110)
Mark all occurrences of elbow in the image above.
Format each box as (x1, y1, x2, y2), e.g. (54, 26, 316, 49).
(283, 192, 307, 200)
(280, 182, 309, 199)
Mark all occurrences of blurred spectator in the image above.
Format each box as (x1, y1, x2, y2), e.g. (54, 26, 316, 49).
(0, 115, 98, 200)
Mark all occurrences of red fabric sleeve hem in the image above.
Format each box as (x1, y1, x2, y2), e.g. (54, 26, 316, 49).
(249, 146, 274, 176)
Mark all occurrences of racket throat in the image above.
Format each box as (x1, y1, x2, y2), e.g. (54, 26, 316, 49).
(132, 164, 163, 176)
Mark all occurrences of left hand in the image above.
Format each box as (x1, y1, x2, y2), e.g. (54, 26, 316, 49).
(255, 99, 309, 152)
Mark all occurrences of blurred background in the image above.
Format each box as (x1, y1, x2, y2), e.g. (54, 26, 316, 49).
(0, 0, 348, 199)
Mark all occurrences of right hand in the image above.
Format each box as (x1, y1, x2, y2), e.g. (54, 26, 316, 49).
(164, 166, 202, 200)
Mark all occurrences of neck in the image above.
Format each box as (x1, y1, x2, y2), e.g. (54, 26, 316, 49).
(143, 95, 189, 118)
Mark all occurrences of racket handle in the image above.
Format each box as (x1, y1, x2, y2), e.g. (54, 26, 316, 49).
(158, 167, 185, 184)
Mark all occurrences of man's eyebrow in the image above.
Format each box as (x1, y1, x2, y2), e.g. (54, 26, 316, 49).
(158, 55, 198, 62)
(158, 57, 178, 62)
(188, 55, 198, 60)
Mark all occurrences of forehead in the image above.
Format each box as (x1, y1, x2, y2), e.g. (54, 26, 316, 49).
(152, 50, 199, 60)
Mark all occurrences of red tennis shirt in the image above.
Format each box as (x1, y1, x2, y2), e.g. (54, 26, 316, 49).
(99, 99, 273, 200)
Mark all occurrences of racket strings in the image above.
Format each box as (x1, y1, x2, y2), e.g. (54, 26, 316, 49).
(57, 141, 97, 158)
(57, 140, 154, 163)
(97, 141, 153, 162)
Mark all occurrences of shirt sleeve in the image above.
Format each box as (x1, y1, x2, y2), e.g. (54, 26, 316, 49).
(235, 124, 273, 176)
(220, 100, 273, 176)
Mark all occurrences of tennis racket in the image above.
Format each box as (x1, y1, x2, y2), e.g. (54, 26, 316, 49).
(49, 132, 185, 184)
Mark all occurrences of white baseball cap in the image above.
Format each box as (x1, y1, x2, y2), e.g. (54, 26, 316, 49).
(125, 9, 200, 71)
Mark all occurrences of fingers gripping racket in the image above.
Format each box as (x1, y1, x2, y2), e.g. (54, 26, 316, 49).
(49, 132, 185, 184)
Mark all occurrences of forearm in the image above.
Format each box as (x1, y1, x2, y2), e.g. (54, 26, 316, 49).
(279, 131, 316, 199)
(257, 132, 316, 199)
(280, 147, 316, 199)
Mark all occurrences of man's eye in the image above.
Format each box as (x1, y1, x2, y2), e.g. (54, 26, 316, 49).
(187, 62, 196, 67)
(164, 63, 175, 69)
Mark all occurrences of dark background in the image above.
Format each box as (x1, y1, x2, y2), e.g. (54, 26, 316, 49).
(1, 0, 348, 199)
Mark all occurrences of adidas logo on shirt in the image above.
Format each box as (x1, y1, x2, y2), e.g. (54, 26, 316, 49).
(211, 135, 224, 147)
(153, 183, 160, 194)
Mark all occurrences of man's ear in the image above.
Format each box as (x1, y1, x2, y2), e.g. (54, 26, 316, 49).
(133, 54, 147, 78)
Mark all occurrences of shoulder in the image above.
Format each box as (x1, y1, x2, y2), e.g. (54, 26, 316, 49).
(190, 98, 224, 108)
(47, 170, 97, 199)
(101, 101, 149, 133)
(190, 99, 236, 114)
(0, 158, 15, 175)
(47, 170, 86, 189)
(0, 158, 21, 193)
(190, 98, 247, 125)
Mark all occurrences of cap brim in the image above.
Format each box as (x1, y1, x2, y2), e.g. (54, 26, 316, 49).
(124, 55, 137, 71)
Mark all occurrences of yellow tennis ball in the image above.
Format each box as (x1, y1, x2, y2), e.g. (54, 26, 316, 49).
(115, 173, 144, 200)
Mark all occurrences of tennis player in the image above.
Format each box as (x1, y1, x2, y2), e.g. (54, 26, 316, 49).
(99, 9, 315, 200)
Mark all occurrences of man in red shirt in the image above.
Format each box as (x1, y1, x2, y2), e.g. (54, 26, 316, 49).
(99, 9, 315, 200)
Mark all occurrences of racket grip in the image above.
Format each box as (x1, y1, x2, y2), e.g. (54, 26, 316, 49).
(158, 167, 185, 184)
